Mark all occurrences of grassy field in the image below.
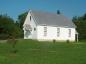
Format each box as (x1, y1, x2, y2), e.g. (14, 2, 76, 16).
(0, 39, 86, 64)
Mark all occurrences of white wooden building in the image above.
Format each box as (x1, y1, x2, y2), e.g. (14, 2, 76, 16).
(23, 10, 78, 42)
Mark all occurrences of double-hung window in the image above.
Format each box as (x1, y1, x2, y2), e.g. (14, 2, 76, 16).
(68, 29, 71, 37)
(57, 28, 60, 37)
(44, 26, 47, 36)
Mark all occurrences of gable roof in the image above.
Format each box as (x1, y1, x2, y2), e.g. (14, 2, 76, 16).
(30, 10, 76, 28)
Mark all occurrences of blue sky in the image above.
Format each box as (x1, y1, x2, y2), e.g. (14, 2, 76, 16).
(0, 0, 86, 20)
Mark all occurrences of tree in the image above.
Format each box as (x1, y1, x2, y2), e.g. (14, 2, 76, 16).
(0, 14, 22, 39)
(17, 11, 28, 29)
(72, 14, 86, 40)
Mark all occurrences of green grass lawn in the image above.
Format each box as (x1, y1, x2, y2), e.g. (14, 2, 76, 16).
(0, 39, 86, 64)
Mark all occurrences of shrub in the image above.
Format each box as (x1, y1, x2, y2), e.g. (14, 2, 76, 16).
(66, 40, 70, 43)
(53, 39, 56, 43)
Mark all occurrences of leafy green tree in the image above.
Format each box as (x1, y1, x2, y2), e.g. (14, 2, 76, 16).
(16, 11, 28, 37)
(73, 14, 86, 40)
(17, 11, 28, 29)
(0, 14, 22, 39)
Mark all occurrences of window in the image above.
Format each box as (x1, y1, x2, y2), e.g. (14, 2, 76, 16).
(68, 29, 71, 37)
(30, 16, 31, 21)
(34, 28, 36, 31)
(24, 24, 32, 31)
(57, 28, 60, 37)
(44, 26, 47, 36)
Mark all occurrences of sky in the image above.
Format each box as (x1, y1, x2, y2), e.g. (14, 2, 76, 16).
(0, 0, 86, 20)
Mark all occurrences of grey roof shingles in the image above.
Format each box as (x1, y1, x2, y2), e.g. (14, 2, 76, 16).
(30, 10, 76, 28)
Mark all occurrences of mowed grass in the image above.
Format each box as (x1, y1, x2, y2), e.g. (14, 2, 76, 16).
(0, 39, 86, 64)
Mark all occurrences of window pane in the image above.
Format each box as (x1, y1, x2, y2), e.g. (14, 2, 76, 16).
(44, 26, 47, 36)
(57, 28, 60, 37)
(69, 29, 71, 37)
(30, 16, 31, 21)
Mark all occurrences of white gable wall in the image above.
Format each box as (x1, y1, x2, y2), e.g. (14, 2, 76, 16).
(23, 12, 37, 39)
(37, 25, 75, 41)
